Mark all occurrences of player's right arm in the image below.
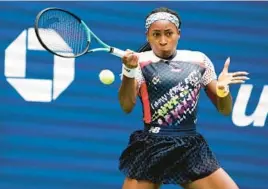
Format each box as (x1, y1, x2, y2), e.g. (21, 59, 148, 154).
(118, 50, 139, 113)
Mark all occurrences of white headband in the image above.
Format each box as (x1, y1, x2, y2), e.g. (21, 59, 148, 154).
(145, 12, 180, 32)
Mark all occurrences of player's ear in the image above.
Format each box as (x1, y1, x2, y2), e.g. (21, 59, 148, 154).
(145, 31, 149, 41)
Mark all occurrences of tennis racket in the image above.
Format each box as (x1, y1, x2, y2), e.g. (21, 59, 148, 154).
(34, 7, 125, 58)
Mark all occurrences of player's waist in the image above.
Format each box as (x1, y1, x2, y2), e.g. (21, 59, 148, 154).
(144, 124, 196, 136)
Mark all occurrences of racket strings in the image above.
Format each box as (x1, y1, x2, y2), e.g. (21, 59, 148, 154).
(37, 9, 89, 57)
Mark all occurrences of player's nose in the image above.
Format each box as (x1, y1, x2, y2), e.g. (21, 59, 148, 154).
(159, 36, 167, 46)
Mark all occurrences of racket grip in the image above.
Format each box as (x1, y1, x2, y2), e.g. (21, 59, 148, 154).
(110, 47, 125, 58)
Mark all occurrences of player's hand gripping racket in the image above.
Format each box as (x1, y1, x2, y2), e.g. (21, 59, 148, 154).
(34, 7, 125, 58)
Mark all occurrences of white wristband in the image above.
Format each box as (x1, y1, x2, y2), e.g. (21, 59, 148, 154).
(122, 64, 138, 78)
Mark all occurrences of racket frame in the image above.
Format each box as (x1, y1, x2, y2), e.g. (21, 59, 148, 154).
(35, 7, 125, 58)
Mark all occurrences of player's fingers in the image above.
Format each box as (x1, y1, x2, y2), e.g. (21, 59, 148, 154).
(230, 80, 246, 84)
(232, 71, 249, 76)
(122, 49, 134, 58)
(122, 50, 138, 68)
(222, 57, 230, 73)
(122, 54, 133, 67)
(130, 54, 139, 67)
(123, 55, 137, 68)
(127, 53, 136, 62)
(123, 50, 135, 60)
(232, 76, 250, 81)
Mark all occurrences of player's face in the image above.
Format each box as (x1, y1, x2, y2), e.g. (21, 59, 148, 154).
(147, 20, 180, 59)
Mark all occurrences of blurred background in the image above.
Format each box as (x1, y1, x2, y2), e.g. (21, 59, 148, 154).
(0, 1, 267, 189)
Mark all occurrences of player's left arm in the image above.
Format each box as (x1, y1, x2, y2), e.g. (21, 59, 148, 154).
(202, 56, 249, 116)
(205, 80, 233, 116)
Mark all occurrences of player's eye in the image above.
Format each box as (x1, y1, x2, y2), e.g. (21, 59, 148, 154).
(165, 31, 173, 37)
(152, 33, 161, 37)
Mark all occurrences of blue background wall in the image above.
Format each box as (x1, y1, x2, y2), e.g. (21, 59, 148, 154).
(0, 2, 267, 189)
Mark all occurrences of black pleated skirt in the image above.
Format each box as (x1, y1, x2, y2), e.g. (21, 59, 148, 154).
(119, 130, 220, 185)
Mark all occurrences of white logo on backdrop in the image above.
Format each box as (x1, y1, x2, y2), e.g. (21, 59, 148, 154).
(232, 84, 268, 127)
(4, 28, 75, 102)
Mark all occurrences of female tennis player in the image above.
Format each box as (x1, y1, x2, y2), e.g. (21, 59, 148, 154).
(118, 7, 248, 189)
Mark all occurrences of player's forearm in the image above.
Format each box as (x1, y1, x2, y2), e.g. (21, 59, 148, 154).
(206, 80, 233, 116)
(216, 93, 233, 116)
(118, 76, 137, 113)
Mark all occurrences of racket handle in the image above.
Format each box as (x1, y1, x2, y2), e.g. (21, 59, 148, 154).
(110, 47, 125, 58)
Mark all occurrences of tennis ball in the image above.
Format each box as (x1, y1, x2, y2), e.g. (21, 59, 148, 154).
(99, 69, 115, 85)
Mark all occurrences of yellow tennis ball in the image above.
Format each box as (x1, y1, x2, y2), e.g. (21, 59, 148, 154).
(99, 69, 115, 85)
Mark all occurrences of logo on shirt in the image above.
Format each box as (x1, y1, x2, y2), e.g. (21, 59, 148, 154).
(152, 75, 161, 85)
(149, 127, 161, 133)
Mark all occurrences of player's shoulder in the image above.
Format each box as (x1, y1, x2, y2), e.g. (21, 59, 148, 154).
(175, 49, 209, 61)
(138, 51, 159, 63)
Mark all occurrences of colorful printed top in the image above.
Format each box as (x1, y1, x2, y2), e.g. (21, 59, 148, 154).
(135, 50, 217, 134)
